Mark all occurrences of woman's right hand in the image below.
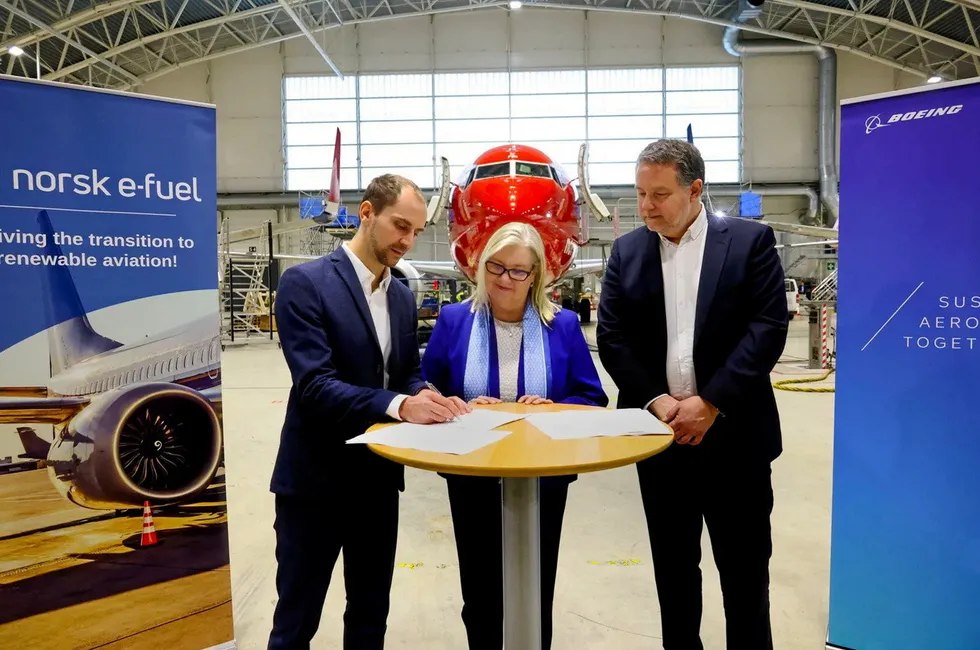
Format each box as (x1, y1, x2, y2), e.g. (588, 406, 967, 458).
(469, 396, 502, 405)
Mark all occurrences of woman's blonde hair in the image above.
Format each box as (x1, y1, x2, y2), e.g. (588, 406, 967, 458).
(470, 222, 559, 324)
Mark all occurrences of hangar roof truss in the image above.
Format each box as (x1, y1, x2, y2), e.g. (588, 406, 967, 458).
(0, 0, 977, 88)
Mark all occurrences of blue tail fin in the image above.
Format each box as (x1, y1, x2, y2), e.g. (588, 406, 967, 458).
(36, 210, 122, 375)
(687, 124, 694, 144)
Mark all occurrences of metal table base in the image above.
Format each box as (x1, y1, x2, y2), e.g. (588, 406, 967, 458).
(501, 476, 541, 650)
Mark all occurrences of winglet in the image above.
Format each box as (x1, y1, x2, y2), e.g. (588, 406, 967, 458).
(577, 142, 611, 222)
(427, 156, 451, 225)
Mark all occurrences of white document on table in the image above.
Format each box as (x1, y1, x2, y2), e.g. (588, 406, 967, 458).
(346, 409, 527, 454)
(523, 408, 673, 440)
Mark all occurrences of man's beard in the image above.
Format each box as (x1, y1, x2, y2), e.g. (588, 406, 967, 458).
(368, 221, 395, 267)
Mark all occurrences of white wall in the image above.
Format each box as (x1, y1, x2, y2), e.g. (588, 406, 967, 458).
(137, 8, 926, 278)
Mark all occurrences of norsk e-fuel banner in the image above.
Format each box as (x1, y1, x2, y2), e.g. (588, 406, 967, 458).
(830, 78, 980, 649)
(0, 75, 235, 649)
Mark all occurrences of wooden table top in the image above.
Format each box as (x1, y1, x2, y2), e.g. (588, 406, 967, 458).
(366, 402, 674, 478)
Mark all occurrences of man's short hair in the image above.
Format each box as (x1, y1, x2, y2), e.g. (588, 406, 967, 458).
(636, 139, 706, 188)
(362, 174, 426, 215)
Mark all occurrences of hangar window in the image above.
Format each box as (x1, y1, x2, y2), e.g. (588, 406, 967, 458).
(283, 66, 741, 191)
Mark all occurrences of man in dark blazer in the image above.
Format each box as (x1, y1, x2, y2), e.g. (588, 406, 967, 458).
(268, 174, 469, 650)
(596, 140, 789, 650)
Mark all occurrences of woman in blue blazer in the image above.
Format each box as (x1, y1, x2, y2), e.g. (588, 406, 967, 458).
(421, 221, 608, 650)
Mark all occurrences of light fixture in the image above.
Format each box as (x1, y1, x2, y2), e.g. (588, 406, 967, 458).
(927, 75, 942, 83)
(509, 0, 522, 8)
(8, 45, 24, 56)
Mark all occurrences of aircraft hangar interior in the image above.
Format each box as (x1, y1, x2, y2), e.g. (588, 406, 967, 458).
(0, 1, 976, 650)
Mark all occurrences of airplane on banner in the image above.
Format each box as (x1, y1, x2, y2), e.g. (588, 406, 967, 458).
(0, 210, 224, 511)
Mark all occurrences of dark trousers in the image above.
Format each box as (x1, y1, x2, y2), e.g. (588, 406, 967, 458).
(267, 488, 399, 650)
(636, 444, 774, 650)
(445, 474, 569, 650)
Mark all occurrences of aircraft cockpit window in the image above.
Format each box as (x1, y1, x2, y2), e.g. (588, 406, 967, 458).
(474, 162, 511, 180)
(515, 162, 552, 179)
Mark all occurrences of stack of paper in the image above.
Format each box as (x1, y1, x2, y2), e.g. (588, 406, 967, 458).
(347, 410, 528, 455)
(524, 408, 672, 440)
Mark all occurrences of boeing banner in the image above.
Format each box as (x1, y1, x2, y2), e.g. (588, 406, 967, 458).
(0, 75, 235, 649)
(829, 77, 980, 649)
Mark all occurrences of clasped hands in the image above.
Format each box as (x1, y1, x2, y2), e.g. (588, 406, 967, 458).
(650, 395, 719, 445)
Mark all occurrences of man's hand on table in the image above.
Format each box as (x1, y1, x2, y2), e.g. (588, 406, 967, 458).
(399, 390, 470, 423)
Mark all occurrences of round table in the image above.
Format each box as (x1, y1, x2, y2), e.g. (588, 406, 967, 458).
(366, 402, 673, 650)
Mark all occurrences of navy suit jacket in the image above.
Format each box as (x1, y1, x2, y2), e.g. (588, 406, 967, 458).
(271, 247, 428, 496)
(596, 213, 789, 462)
(421, 301, 608, 483)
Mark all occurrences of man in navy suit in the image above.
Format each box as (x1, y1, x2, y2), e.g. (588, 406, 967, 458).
(268, 174, 469, 650)
(596, 140, 789, 650)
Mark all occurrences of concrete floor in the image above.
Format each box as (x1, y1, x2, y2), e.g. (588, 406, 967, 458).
(220, 317, 835, 649)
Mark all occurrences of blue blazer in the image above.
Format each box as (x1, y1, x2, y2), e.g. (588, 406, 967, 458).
(421, 302, 608, 408)
(271, 246, 428, 497)
(596, 213, 789, 463)
(421, 301, 608, 485)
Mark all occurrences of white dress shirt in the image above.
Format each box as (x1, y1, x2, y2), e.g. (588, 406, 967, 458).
(648, 203, 708, 408)
(341, 242, 407, 420)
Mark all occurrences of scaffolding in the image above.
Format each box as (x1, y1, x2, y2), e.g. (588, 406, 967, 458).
(219, 216, 276, 349)
(802, 269, 838, 369)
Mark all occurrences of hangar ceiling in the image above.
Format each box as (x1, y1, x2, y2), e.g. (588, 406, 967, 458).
(0, 0, 977, 90)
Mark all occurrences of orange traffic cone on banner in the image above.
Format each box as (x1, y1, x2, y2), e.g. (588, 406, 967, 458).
(140, 501, 158, 546)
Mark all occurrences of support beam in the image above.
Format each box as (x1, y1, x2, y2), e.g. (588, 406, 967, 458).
(0, 0, 142, 85)
(276, 0, 344, 77)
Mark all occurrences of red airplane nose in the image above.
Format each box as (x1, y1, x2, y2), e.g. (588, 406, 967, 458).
(449, 174, 579, 284)
(460, 176, 568, 223)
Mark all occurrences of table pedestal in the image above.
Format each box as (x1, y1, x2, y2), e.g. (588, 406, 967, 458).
(501, 476, 541, 650)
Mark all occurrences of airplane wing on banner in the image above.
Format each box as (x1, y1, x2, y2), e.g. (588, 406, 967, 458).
(0, 394, 90, 424)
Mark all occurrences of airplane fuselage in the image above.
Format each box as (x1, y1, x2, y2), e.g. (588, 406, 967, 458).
(446, 145, 584, 285)
(46, 314, 221, 398)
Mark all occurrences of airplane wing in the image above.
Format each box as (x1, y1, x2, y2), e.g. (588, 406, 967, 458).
(557, 258, 606, 280)
(408, 260, 469, 281)
(0, 394, 90, 424)
(754, 220, 838, 239)
(775, 239, 838, 249)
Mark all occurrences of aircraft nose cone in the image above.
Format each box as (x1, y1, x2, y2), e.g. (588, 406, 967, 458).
(464, 177, 566, 221)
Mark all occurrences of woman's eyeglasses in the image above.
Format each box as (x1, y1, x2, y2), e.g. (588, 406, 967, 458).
(485, 260, 532, 282)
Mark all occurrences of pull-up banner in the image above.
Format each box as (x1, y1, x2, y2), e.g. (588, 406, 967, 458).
(830, 78, 980, 649)
(0, 75, 235, 649)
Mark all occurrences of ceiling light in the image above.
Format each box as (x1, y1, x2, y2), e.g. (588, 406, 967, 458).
(927, 75, 942, 83)
(8, 46, 24, 56)
(509, 0, 522, 8)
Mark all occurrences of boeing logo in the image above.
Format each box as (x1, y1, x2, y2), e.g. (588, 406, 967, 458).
(865, 115, 888, 134)
(866, 104, 964, 134)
